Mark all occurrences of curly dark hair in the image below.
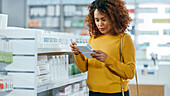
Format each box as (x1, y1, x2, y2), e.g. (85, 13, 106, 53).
(84, 0, 132, 38)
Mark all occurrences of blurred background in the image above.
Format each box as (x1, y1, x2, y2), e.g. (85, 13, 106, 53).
(0, 0, 170, 96)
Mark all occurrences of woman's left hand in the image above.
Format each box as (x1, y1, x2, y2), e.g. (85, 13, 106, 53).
(91, 50, 107, 62)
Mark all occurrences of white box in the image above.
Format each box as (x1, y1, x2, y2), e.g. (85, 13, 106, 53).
(37, 74, 50, 86)
(37, 64, 50, 75)
(37, 55, 48, 65)
(0, 14, 8, 29)
(72, 83, 80, 92)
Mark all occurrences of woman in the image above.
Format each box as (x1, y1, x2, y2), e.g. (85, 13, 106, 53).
(70, 0, 135, 96)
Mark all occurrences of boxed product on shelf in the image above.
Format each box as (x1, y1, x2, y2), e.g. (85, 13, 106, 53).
(37, 64, 50, 76)
(37, 74, 50, 86)
(0, 37, 13, 63)
(64, 5, 76, 16)
(68, 63, 81, 76)
(37, 55, 48, 65)
(0, 75, 13, 91)
(72, 83, 80, 92)
(46, 17, 59, 27)
(80, 80, 86, 89)
(47, 5, 55, 16)
(56, 5, 60, 16)
(28, 19, 40, 28)
(30, 7, 46, 17)
(64, 19, 72, 27)
(0, 14, 8, 29)
(58, 85, 72, 95)
(68, 63, 74, 76)
(82, 7, 89, 16)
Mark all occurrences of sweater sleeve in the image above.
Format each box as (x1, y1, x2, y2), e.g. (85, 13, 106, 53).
(74, 53, 88, 73)
(73, 36, 92, 73)
(104, 34, 135, 79)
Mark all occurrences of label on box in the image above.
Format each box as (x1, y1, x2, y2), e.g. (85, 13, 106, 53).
(37, 64, 50, 75)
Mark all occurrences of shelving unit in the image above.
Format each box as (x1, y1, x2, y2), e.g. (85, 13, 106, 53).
(0, 28, 88, 96)
(134, 2, 170, 61)
(28, 4, 61, 31)
(27, 0, 91, 35)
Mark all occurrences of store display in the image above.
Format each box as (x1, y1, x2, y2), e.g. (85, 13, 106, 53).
(0, 28, 88, 96)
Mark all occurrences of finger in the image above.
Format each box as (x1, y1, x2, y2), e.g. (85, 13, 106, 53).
(94, 56, 103, 61)
(91, 53, 101, 57)
(70, 44, 77, 49)
(72, 42, 77, 45)
(72, 51, 79, 54)
(70, 44, 73, 48)
(72, 49, 79, 52)
(93, 50, 102, 54)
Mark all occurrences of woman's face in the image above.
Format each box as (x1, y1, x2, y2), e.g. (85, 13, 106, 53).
(94, 9, 112, 35)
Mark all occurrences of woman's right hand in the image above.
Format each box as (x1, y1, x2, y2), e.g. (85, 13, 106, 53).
(70, 42, 80, 55)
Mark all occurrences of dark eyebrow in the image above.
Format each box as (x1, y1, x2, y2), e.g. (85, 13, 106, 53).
(101, 17, 106, 19)
(95, 17, 106, 19)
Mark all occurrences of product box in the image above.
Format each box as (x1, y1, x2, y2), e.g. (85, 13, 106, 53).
(76, 43, 95, 58)
(72, 83, 80, 92)
(59, 85, 72, 95)
(37, 74, 50, 86)
(37, 55, 48, 65)
(0, 14, 8, 29)
(37, 64, 50, 75)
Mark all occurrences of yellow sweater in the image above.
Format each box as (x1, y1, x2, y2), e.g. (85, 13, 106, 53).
(74, 34, 135, 93)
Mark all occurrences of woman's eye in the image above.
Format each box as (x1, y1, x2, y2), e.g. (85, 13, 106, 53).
(96, 19, 99, 22)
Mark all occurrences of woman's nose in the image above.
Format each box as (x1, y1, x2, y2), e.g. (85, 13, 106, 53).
(99, 21, 103, 27)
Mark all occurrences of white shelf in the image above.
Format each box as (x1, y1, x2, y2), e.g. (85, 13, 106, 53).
(37, 73, 87, 93)
(38, 48, 72, 54)
(0, 90, 13, 93)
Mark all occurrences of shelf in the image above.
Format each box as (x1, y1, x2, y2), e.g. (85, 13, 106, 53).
(38, 47, 72, 54)
(64, 16, 85, 18)
(37, 73, 87, 93)
(29, 27, 59, 29)
(29, 5, 47, 7)
(0, 89, 13, 93)
(29, 16, 60, 18)
(64, 27, 84, 29)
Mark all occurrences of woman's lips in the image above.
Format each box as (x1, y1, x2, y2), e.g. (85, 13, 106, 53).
(99, 28, 105, 31)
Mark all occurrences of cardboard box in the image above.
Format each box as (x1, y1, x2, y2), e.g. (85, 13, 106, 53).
(129, 84, 164, 96)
